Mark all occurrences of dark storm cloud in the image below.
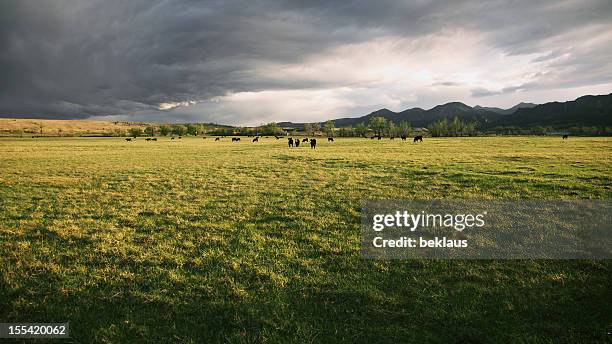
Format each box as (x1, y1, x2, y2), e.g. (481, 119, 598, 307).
(0, 0, 611, 121)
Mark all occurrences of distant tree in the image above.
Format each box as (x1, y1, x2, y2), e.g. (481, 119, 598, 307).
(159, 125, 171, 136)
(369, 116, 386, 137)
(337, 126, 354, 137)
(386, 121, 397, 137)
(324, 120, 335, 137)
(427, 118, 478, 137)
(354, 122, 368, 137)
(304, 123, 313, 136)
(129, 127, 143, 137)
(186, 123, 202, 136)
(242, 127, 256, 136)
(261, 122, 281, 135)
(398, 121, 412, 137)
(221, 127, 234, 136)
(172, 125, 188, 136)
(144, 126, 156, 136)
(311, 122, 321, 135)
(449, 117, 462, 136)
(428, 119, 448, 137)
(464, 121, 477, 136)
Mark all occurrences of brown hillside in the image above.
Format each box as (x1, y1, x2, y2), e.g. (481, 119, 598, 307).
(0, 118, 152, 137)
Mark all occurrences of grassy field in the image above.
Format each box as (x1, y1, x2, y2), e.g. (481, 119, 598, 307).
(0, 136, 610, 343)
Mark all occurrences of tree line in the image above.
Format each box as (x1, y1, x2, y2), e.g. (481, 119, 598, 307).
(427, 117, 478, 137)
(291, 117, 414, 138)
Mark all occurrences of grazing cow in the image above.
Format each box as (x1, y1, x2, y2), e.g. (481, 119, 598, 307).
(265, 136, 269, 138)
(232, 137, 240, 142)
(178, 136, 182, 139)
(377, 136, 382, 140)
(401, 135, 407, 141)
(302, 138, 309, 142)
(125, 138, 132, 141)
(310, 138, 317, 149)
(215, 137, 220, 141)
(413, 135, 423, 143)
(275, 136, 281, 139)
(371, 136, 375, 140)
(295, 139, 300, 147)
(152, 138, 157, 141)
(171, 137, 175, 140)
(203, 137, 206, 139)
(328, 137, 334, 142)
(146, 138, 151, 141)
(390, 137, 394, 140)
(562, 135, 568, 139)
(253, 137, 259, 142)
(288, 138, 294, 147)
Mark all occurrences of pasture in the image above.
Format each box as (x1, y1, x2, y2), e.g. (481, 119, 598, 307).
(0, 136, 611, 342)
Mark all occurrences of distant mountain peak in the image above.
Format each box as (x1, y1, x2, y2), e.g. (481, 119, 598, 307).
(434, 101, 471, 109)
(276, 93, 611, 130)
(475, 102, 538, 115)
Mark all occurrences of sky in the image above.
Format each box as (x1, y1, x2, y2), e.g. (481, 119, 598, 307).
(1, 0, 611, 125)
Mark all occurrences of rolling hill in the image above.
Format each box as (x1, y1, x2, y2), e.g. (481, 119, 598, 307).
(279, 93, 611, 129)
(490, 94, 612, 128)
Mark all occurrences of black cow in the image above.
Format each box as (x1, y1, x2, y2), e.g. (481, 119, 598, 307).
(310, 138, 317, 149)
(178, 136, 182, 139)
(171, 137, 175, 140)
(145, 138, 151, 141)
(400, 135, 407, 140)
(390, 136, 394, 140)
(562, 135, 568, 139)
(328, 137, 334, 142)
(125, 138, 132, 141)
(371, 136, 375, 140)
(215, 137, 220, 141)
(413, 135, 423, 143)
(275, 136, 281, 139)
(288, 138, 294, 147)
(232, 137, 240, 142)
(252, 137, 259, 142)
(202, 136, 206, 139)
(295, 139, 300, 147)
(302, 138, 309, 142)
(152, 138, 157, 141)
(377, 136, 382, 140)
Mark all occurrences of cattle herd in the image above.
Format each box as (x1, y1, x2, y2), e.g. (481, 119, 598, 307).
(286, 137, 317, 148)
(124, 134, 570, 145)
(123, 135, 430, 146)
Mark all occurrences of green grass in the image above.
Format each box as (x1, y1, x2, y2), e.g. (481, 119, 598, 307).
(0, 136, 610, 343)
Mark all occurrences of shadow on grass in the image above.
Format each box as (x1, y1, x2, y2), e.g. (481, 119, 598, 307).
(2, 206, 611, 342)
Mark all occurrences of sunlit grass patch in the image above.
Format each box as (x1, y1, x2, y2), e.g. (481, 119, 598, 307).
(0, 136, 610, 342)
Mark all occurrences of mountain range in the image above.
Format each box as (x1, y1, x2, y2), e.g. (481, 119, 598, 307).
(278, 93, 612, 129)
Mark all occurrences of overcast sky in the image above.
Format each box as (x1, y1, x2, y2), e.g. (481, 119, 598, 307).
(1, 0, 611, 125)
